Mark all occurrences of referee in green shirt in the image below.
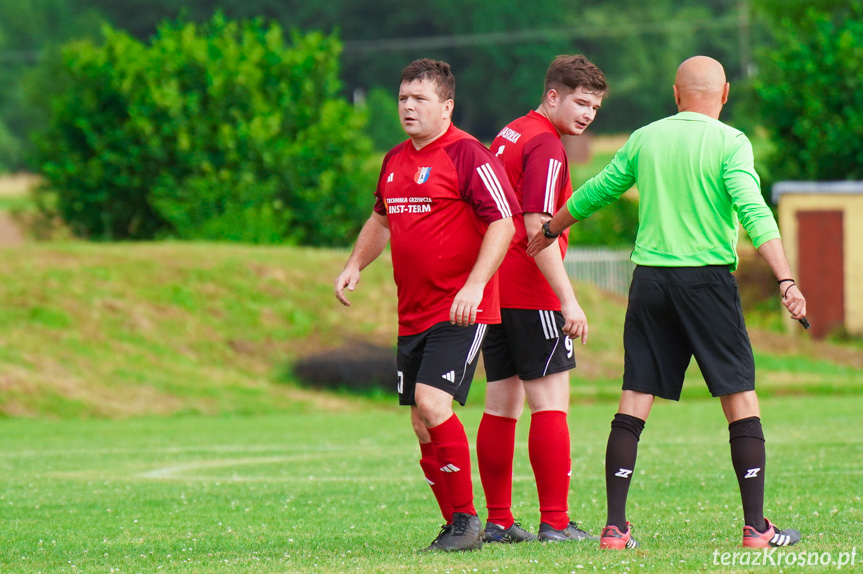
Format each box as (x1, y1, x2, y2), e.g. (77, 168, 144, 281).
(528, 56, 807, 550)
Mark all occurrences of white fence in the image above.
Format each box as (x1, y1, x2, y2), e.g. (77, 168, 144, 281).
(563, 248, 634, 296)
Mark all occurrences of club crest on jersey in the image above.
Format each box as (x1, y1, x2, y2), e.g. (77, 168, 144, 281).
(414, 167, 432, 184)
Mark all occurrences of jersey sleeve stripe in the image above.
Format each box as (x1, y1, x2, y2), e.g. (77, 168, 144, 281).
(477, 163, 512, 218)
(544, 158, 562, 214)
(552, 159, 563, 212)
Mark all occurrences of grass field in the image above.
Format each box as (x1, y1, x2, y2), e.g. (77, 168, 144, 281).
(1, 395, 860, 573)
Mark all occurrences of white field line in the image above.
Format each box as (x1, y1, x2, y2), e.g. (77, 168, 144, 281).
(47, 448, 567, 483)
(0, 443, 379, 458)
(139, 455, 327, 479)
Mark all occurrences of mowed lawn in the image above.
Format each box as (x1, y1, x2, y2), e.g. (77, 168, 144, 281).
(1, 395, 860, 573)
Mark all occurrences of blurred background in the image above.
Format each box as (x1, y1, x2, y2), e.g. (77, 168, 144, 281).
(0, 0, 859, 241)
(0, 0, 860, 417)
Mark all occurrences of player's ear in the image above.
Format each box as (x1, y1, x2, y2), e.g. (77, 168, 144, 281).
(443, 98, 454, 120)
(546, 88, 558, 107)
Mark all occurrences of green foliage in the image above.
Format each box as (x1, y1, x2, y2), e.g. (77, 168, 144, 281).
(569, 149, 639, 248)
(33, 14, 376, 244)
(361, 87, 404, 151)
(753, 1, 863, 185)
(568, 195, 639, 248)
(74, 0, 750, 140)
(0, 119, 17, 171)
(0, 0, 102, 172)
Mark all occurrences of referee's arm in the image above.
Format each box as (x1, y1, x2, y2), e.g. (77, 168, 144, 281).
(527, 145, 635, 257)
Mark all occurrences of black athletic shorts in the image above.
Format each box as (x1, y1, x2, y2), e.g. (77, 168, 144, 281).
(622, 265, 755, 400)
(482, 308, 576, 382)
(396, 321, 487, 406)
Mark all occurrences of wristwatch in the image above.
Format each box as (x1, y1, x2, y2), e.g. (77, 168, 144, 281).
(541, 220, 560, 239)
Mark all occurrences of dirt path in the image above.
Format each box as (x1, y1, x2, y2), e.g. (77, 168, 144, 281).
(0, 174, 33, 246)
(0, 211, 23, 246)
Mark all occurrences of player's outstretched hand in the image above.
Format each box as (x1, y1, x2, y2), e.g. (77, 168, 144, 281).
(781, 283, 806, 320)
(561, 299, 588, 345)
(335, 266, 361, 307)
(450, 283, 484, 326)
(526, 223, 556, 258)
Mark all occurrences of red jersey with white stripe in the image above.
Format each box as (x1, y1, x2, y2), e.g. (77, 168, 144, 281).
(490, 110, 572, 310)
(375, 124, 520, 336)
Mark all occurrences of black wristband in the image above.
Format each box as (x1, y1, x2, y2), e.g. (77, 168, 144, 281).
(542, 220, 560, 239)
(782, 283, 796, 298)
(776, 278, 795, 285)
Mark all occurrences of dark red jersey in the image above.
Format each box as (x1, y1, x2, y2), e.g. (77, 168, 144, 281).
(375, 124, 520, 336)
(490, 110, 572, 310)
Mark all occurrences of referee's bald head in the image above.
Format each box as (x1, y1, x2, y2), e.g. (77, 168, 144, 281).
(675, 56, 726, 95)
(673, 56, 730, 117)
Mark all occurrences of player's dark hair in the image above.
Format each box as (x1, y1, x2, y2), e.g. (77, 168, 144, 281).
(543, 54, 608, 101)
(400, 59, 455, 102)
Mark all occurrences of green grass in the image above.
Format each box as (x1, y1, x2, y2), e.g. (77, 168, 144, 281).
(0, 242, 861, 418)
(0, 242, 401, 417)
(0, 194, 34, 211)
(0, 395, 860, 573)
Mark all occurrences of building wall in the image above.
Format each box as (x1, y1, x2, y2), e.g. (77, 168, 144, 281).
(778, 194, 863, 336)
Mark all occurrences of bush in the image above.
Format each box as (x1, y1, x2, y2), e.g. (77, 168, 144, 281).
(754, 1, 863, 187)
(291, 342, 395, 394)
(34, 14, 376, 245)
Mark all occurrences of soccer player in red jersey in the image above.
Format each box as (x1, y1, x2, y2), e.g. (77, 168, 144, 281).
(478, 55, 607, 543)
(335, 59, 519, 552)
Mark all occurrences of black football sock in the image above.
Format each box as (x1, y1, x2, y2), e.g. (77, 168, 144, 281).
(729, 416, 768, 533)
(605, 413, 645, 531)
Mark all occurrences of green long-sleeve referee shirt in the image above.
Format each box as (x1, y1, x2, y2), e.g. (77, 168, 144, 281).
(567, 111, 780, 271)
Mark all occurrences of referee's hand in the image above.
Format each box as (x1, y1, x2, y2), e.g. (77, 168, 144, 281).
(526, 226, 556, 257)
(781, 283, 806, 320)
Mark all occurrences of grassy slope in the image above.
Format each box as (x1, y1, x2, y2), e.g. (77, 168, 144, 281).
(0, 242, 401, 418)
(0, 242, 861, 418)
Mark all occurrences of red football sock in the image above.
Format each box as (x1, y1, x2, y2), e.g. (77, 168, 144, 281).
(419, 441, 454, 524)
(477, 413, 517, 527)
(428, 414, 476, 516)
(529, 410, 570, 530)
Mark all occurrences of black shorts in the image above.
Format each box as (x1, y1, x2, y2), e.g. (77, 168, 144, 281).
(396, 321, 487, 406)
(482, 308, 576, 382)
(622, 265, 755, 401)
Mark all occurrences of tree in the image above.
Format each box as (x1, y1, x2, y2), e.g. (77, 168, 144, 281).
(73, 0, 752, 139)
(0, 0, 102, 171)
(34, 15, 376, 245)
(753, 0, 863, 186)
